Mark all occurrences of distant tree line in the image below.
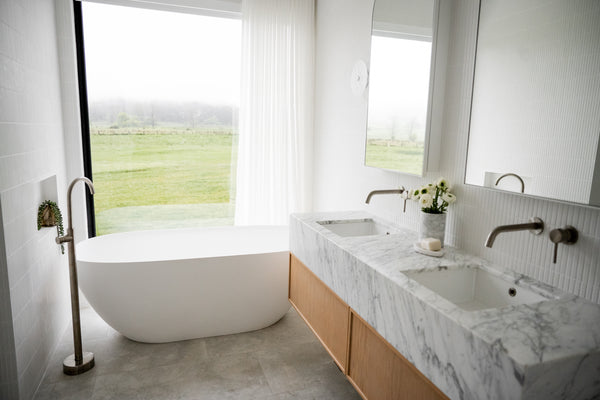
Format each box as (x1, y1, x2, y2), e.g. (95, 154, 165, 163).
(89, 99, 238, 129)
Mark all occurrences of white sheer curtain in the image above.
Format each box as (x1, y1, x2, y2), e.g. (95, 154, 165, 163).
(234, 0, 314, 225)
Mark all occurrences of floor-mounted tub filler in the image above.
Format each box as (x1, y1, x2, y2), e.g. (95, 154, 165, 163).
(76, 226, 290, 343)
(56, 177, 97, 375)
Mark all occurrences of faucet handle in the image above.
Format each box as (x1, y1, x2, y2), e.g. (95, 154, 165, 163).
(549, 226, 578, 263)
(400, 188, 409, 213)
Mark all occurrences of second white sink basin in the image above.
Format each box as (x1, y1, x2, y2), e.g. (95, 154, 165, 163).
(405, 266, 552, 311)
(317, 218, 398, 237)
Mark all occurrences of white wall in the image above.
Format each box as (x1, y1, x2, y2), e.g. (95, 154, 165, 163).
(0, 0, 77, 398)
(313, 0, 600, 303)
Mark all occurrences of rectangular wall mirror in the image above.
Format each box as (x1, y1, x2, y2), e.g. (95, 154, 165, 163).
(365, 0, 438, 175)
(465, 0, 600, 207)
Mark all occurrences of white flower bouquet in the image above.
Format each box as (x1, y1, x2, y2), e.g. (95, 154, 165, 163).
(410, 178, 456, 214)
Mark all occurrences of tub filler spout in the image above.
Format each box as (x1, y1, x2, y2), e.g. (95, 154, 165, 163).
(57, 177, 95, 375)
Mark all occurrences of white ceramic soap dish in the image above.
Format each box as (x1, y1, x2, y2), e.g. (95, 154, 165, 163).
(413, 242, 444, 257)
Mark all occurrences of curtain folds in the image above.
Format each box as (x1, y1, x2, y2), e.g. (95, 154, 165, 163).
(234, 0, 314, 225)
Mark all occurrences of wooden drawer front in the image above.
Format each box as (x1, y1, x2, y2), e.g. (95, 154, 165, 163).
(289, 254, 349, 371)
(348, 312, 447, 400)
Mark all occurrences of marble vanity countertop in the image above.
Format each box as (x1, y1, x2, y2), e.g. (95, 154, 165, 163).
(290, 211, 600, 400)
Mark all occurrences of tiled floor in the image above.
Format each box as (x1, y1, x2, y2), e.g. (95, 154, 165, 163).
(33, 307, 361, 400)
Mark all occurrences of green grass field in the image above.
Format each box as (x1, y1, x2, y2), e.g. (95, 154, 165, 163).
(91, 130, 424, 235)
(365, 140, 424, 175)
(90, 127, 236, 235)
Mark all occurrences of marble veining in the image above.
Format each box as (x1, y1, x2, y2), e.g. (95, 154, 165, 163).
(290, 211, 600, 400)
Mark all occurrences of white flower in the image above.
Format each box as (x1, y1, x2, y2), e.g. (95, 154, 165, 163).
(437, 178, 449, 190)
(419, 186, 430, 196)
(442, 192, 456, 204)
(411, 188, 421, 200)
(419, 194, 433, 208)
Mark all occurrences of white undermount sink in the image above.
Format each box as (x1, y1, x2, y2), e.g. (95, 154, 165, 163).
(405, 266, 553, 311)
(317, 218, 398, 237)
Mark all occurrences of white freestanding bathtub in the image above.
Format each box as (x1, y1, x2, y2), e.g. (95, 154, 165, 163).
(76, 226, 290, 343)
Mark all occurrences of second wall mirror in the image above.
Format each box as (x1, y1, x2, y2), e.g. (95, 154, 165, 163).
(465, 0, 600, 207)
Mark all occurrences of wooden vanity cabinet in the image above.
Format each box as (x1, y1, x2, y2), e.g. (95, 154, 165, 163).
(288, 254, 350, 371)
(288, 253, 448, 400)
(347, 312, 447, 400)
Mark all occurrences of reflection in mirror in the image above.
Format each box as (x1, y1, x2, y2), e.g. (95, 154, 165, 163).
(365, 0, 436, 175)
(465, 0, 600, 206)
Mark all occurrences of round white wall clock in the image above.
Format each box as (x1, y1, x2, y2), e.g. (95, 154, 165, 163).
(351, 60, 368, 96)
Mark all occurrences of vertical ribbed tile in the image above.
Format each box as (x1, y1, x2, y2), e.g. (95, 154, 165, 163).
(0, 201, 18, 399)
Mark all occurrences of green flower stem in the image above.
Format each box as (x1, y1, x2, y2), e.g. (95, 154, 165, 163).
(413, 178, 455, 214)
(421, 185, 449, 214)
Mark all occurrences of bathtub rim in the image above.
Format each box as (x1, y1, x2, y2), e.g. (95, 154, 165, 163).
(76, 225, 290, 264)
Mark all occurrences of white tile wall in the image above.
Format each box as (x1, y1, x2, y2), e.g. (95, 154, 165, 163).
(313, 0, 600, 304)
(0, 0, 73, 399)
(0, 206, 19, 400)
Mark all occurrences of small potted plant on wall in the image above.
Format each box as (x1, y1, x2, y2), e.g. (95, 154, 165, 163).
(410, 178, 456, 247)
(37, 200, 65, 254)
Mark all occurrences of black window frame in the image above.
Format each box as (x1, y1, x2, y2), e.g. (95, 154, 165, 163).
(73, 0, 96, 238)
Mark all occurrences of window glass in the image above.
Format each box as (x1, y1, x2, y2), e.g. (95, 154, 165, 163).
(82, 2, 240, 235)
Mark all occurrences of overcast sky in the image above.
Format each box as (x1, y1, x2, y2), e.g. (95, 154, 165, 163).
(368, 35, 432, 130)
(82, 2, 241, 105)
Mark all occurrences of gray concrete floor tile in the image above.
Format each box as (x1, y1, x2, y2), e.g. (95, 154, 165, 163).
(33, 307, 360, 400)
(176, 352, 272, 399)
(257, 340, 340, 394)
(33, 372, 97, 400)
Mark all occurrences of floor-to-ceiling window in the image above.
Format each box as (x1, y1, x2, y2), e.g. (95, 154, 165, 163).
(79, 1, 241, 235)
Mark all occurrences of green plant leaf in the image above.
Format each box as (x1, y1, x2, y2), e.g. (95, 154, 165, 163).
(37, 200, 65, 254)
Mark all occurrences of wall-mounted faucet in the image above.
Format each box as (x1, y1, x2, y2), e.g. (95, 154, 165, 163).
(365, 187, 406, 203)
(549, 225, 578, 263)
(56, 177, 95, 375)
(485, 217, 544, 247)
(365, 187, 407, 211)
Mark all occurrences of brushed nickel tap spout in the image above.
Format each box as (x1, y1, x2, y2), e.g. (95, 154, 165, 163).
(485, 217, 544, 248)
(365, 187, 406, 204)
(56, 177, 95, 375)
